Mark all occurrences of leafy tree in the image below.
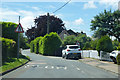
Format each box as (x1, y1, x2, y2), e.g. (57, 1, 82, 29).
(26, 15, 65, 42)
(90, 39, 98, 50)
(96, 35, 113, 56)
(91, 10, 120, 42)
(62, 34, 92, 50)
(117, 43, 120, 50)
(63, 35, 76, 46)
(112, 39, 119, 50)
(76, 34, 91, 50)
(20, 34, 30, 49)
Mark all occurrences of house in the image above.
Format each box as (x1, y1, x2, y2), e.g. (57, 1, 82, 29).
(59, 30, 70, 40)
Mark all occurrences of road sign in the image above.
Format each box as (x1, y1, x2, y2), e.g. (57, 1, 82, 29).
(15, 23, 24, 33)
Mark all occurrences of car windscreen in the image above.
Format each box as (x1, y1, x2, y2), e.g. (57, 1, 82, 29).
(69, 46, 79, 49)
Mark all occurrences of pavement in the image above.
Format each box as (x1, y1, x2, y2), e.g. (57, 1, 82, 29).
(2, 49, 118, 78)
(79, 58, 119, 75)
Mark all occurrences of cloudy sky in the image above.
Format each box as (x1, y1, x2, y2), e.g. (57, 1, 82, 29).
(1, 0, 119, 37)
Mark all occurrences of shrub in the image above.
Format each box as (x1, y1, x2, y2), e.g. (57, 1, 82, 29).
(40, 32, 62, 55)
(1, 37, 16, 62)
(96, 35, 113, 56)
(116, 54, 120, 65)
(30, 40, 35, 53)
(34, 37, 42, 54)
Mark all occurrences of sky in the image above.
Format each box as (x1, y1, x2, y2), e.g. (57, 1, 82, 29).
(0, 0, 120, 37)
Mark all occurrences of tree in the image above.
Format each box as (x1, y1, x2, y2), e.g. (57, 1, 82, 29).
(90, 39, 98, 50)
(62, 34, 92, 50)
(112, 39, 119, 50)
(62, 35, 76, 47)
(96, 35, 113, 56)
(91, 10, 120, 42)
(26, 15, 65, 42)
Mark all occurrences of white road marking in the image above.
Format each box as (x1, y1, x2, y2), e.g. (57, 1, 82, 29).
(27, 65, 29, 67)
(45, 66, 48, 69)
(76, 68, 80, 70)
(37, 65, 39, 67)
(64, 67, 67, 70)
(25, 66, 27, 68)
(51, 66, 54, 69)
(56, 67, 59, 69)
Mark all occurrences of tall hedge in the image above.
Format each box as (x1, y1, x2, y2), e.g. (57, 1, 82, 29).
(2, 22, 18, 57)
(39, 32, 62, 55)
(96, 35, 113, 56)
(34, 37, 42, 54)
(30, 40, 35, 53)
(1, 37, 16, 62)
(39, 37, 43, 54)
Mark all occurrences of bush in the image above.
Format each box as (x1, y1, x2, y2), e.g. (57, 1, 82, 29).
(39, 32, 62, 55)
(30, 40, 35, 53)
(1, 37, 16, 62)
(34, 37, 42, 54)
(96, 35, 113, 56)
(116, 54, 120, 65)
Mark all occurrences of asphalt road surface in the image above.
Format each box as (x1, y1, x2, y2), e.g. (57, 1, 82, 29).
(2, 49, 118, 78)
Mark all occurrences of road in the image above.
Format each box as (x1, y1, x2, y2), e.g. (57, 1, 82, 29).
(2, 49, 118, 78)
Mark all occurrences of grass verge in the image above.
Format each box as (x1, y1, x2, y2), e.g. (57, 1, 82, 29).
(0, 55, 30, 74)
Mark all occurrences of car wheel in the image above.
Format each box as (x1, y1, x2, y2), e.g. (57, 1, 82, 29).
(65, 55, 68, 59)
(62, 55, 64, 58)
(113, 58, 117, 64)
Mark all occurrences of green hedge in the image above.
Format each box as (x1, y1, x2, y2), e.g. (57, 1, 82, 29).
(40, 32, 62, 55)
(116, 54, 120, 65)
(34, 37, 42, 54)
(2, 22, 18, 42)
(1, 37, 16, 62)
(2, 22, 19, 57)
(39, 37, 43, 54)
(30, 40, 35, 53)
(30, 32, 62, 56)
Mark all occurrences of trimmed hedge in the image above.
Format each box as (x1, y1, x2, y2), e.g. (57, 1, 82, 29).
(40, 32, 62, 55)
(34, 37, 42, 54)
(116, 54, 120, 65)
(30, 32, 62, 56)
(1, 37, 16, 62)
(30, 40, 35, 53)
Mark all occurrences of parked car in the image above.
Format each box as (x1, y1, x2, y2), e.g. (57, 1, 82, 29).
(110, 51, 119, 64)
(62, 45, 81, 59)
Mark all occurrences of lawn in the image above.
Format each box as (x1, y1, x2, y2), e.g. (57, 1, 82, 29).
(0, 55, 30, 74)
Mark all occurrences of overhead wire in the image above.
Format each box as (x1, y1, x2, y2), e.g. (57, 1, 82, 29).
(53, 0, 71, 13)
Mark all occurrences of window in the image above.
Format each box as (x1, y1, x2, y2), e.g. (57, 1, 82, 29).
(69, 46, 79, 49)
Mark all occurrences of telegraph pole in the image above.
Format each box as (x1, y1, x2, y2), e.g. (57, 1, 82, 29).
(47, 13, 49, 34)
(17, 16, 20, 59)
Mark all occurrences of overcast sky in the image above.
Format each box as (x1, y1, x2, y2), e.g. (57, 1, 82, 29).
(1, 0, 119, 37)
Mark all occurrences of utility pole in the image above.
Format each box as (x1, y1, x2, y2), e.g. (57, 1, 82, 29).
(47, 13, 49, 34)
(17, 16, 20, 59)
